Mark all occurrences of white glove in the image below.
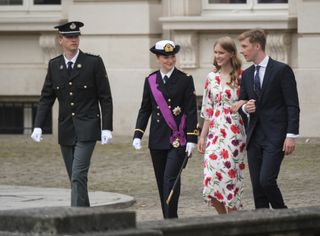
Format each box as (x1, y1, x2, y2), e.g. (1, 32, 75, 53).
(132, 138, 142, 150)
(185, 142, 196, 157)
(31, 128, 43, 142)
(101, 130, 112, 144)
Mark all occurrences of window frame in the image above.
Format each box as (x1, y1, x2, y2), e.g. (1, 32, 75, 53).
(0, 0, 61, 12)
(202, 0, 288, 12)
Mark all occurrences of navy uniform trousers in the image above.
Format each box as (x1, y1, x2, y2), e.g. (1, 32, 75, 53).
(150, 146, 186, 218)
(60, 141, 96, 207)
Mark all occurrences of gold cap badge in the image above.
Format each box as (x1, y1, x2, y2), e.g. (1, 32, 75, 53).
(70, 23, 76, 30)
(164, 43, 174, 53)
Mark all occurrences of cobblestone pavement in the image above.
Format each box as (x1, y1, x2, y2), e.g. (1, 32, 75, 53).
(0, 135, 319, 222)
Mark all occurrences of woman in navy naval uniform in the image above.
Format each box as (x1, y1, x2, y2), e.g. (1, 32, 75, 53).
(31, 21, 113, 207)
(132, 40, 198, 218)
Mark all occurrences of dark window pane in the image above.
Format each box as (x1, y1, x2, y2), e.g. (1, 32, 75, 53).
(209, 0, 246, 3)
(258, 0, 288, 3)
(0, 0, 22, 5)
(0, 104, 23, 134)
(34, 0, 61, 5)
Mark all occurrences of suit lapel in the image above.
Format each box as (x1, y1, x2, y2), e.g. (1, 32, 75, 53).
(259, 58, 274, 100)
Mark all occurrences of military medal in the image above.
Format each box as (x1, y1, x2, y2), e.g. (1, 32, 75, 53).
(172, 106, 181, 116)
(172, 137, 180, 148)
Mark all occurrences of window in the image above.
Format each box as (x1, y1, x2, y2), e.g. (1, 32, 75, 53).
(0, 0, 61, 11)
(0, 0, 60, 5)
(203, 0, 288, 13)
(0, 101, 52, 134)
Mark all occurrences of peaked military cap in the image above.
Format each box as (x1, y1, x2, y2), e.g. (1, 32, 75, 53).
(150, 40, 180, 56)
(54, 21, 84, 36)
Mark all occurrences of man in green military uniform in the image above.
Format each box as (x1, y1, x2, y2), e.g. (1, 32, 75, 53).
(31, 21, 113, 207)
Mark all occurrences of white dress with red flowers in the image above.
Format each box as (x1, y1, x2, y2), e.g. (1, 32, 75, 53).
(201, 71, 246, 210)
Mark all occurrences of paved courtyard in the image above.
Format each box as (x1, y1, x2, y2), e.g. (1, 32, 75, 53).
(0, 135, 319, 222)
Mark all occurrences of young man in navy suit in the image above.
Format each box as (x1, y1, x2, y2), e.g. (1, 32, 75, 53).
(238, 29, 300, 209)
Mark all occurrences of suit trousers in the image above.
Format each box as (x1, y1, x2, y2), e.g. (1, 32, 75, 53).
(60, 141, 96, 207)
(247, 124, 287, 209)
(150, 147, 186, 218)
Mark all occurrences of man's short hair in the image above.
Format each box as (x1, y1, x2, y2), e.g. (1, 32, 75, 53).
(239, 29, 266, 51)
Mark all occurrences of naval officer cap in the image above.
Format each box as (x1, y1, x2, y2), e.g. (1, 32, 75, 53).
(54, 21, 84, 36)
(150, 40, 180, 56)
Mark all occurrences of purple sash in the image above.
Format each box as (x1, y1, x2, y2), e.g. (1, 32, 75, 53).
(148, 73, 186, 147)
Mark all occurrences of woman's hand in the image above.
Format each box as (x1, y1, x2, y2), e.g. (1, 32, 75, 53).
(231, 100, 247, 113)
(197, 136, 206, 154)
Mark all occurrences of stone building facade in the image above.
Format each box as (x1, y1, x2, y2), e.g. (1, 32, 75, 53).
(0, 0, 319, 137)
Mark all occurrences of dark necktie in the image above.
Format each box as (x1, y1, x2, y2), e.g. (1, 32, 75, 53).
(254, 65, 261, 96)
(67, 61, 73, 76)
(164, 75, 169, 84)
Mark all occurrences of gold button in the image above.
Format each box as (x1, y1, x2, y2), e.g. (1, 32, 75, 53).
(56, 86, 59, 90)
(69, 92, 73, 96)
(72, 113, 75, 116)
(157, 120, 160, 123)
(168, 99, 171, 102)
(168, 106, 171, 109)
(69, 82, 72, 86)
(70, 102, 74, 106)
(157, 106, 159, 109)
(157, 113, 160, 116)
(84, 85, 87, 89)
(97, 114, 100, 117)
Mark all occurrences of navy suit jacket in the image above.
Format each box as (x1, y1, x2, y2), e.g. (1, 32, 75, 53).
(240, 58, 300, 148)
(134, 68, 198, 149)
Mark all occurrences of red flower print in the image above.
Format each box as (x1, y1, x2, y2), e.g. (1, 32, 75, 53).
(204, 79, 209, 89)
(231, 139, 240, 146)
(234, 187, 239, 195)
(236, 88, 240, 97)
(216, 171, 223, 181)
(204, 176, 211, 186)
(209, 120, 215, 128)
(215, 76, 221, 84)
(212, 136, 218, 144)
(220, 128, 227, 138)
(226, 184, 235, 191)
(239, 119, 244, 125)
(203, 160, 207, 168)
(223, 107, 231, 114)
(226, 116, 232, 124)
(215, 110, 220, 117)
(239, 162, 245, 170)
(227, 193, 233, 201)
(228, 169, 236, 179)
(240, 143, 246, 152)
(233, 149, 239, 157)
(220, 149, 229, 159)
(206, 108, 213, 117)
(225, 89, 231, 99)
(209, 154, 218, 160)
(231, 125, 240, 134)
(224, 161, 231, 169)
(214, 190, 224, 200)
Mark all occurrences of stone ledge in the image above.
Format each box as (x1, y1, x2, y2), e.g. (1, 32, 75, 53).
(139, 206, 320, 236)
(0, 207, 135, 235)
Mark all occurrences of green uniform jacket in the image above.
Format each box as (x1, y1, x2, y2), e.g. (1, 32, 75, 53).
(34, 50, 113, 145)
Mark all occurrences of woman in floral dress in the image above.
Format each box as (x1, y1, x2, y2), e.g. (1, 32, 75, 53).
(198, 36, 247, 214)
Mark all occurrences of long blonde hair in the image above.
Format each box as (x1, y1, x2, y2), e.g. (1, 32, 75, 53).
(213, 36, 242, 87)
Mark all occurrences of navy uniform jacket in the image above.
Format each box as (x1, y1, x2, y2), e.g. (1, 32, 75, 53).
(239, 57, 300, 148)
(34, 50, 113, 145)
(134, 68, 198, 149)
